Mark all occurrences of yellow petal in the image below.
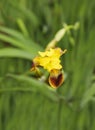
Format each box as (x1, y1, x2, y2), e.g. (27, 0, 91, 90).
(39, 48, 54, 57)
(32, 48, 66, 72)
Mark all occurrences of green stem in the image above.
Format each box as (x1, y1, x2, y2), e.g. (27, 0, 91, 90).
(57, 100, 62, 130)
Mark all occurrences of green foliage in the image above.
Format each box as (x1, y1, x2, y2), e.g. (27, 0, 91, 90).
(0, 0, 95, 130)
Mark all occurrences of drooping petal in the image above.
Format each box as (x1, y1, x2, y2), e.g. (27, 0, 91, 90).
(49, 69, 64, 88)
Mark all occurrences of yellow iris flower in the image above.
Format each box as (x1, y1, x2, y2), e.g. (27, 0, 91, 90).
(33, 48, 67, 72)
(31, 48, 67, 88)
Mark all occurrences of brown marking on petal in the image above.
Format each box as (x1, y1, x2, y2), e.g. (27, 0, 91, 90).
(30, 61, 36, 71)
(49, 73, 64, 88)
(57, 73, 64, 86)
(31, 61, 35, 68)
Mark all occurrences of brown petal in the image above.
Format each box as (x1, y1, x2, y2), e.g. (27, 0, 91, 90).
(49, 72, 64, 88)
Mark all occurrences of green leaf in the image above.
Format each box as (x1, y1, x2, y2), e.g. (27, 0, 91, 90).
(17, 18, 29, 37)
(0, 74, 59, 102)
(0, 48, 33, 60)
(9, 1, 39, 26)
(19, 7, 39, 26)
(81, 83, 95, 107)
(0, 26, 27, 41)
(0, 33, 42, 55)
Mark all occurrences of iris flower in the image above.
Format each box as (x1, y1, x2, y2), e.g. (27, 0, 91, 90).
(31, 48, 67, 88)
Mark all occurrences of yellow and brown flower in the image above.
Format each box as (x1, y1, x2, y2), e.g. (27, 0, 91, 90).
(31, 48, 66, 88)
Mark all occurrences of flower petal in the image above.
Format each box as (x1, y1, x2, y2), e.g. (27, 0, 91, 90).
(49, 69, 64, 88)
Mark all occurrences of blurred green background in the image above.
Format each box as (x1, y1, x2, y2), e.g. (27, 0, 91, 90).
(0, 0, 95, 130)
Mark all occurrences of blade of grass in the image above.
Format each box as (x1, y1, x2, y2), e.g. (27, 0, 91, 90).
(0, 34, 42, 55)
(0, 74, 59, 102)
(0, 48, 33, 60)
